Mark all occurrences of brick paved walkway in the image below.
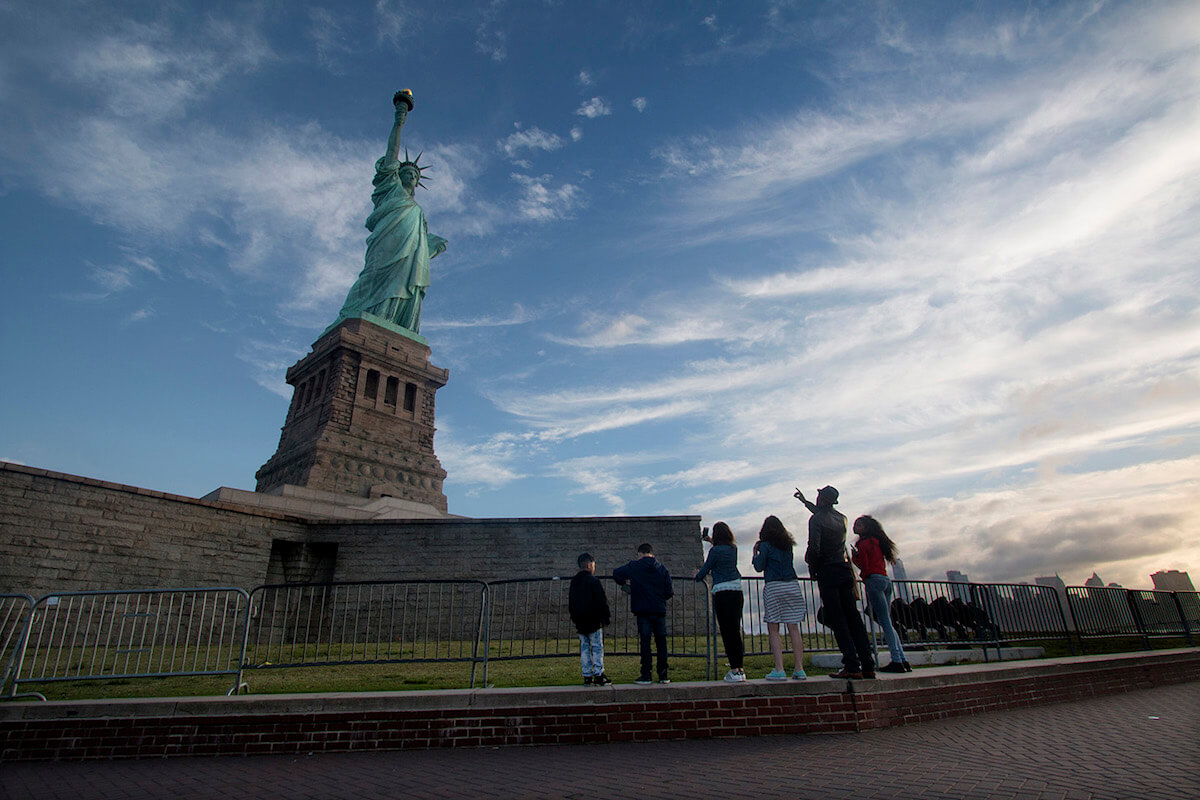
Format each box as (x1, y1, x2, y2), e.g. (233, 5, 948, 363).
(3, 682, 1197, 800)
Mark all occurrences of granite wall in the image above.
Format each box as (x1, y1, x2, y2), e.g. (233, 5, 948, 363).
(0, 462, 703, 598)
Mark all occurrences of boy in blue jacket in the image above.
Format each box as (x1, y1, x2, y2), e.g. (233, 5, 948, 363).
(613, 543, 674, 684)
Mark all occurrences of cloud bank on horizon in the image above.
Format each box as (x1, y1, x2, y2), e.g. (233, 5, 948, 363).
(1, 0, 1197, 590)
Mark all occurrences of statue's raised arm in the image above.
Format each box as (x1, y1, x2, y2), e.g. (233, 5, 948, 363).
(326, 89, 447, 338)
(383, 90, 413, 167)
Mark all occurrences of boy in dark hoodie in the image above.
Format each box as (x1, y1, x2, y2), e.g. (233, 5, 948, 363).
(613, 543, 674, 684)
(569, 553, 612, 686)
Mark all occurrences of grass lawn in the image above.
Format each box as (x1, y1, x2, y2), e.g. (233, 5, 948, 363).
(11, 650, 838, 701)
(10, 634, 1188, 702)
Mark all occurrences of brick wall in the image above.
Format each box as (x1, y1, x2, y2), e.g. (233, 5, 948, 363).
(2, 650, 1196, 761)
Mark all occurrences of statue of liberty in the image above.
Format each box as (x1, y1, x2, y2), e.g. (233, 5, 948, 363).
(328, 90, 447, 336)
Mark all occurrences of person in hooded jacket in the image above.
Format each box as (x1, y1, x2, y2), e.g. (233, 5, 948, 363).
(569, 553, 612, 686)
(614, 543, 674, 684)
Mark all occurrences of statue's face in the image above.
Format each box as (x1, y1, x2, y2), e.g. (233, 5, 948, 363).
(399, 167, 420, 192)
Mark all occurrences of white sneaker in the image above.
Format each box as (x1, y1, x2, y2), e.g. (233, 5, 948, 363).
(723, 670, 746, 682)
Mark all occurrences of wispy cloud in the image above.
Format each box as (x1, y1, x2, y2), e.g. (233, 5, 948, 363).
(475, 0, 508, 62)
(436, 423, 527, 493)
(310, 8, 353, 70)
(68, 17, 271, 122)
(548, 454, 647, 515)
(632, 97, 648, 112)
(511, 173, 582, 221)
(374, 0, 411, 46)
(80, 253, 163, 298)
(124, 307, 155, 325)
(235, 338, 308, 398)
(499, 126, 565, 159)
(575, 97, 612, 118)
(423, 304, 537, 330)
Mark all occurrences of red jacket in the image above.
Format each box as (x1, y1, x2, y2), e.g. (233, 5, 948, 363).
(851, 536, 887, 578)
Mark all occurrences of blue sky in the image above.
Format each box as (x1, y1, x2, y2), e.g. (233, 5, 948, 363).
(2, 0, 1198, 589)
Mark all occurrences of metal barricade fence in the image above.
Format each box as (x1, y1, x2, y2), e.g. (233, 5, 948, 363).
(4, 579, 1193, 699)
(243, 580, 488, 688)
(2, 594, 36, 699)
(481, 577, 712, 685)
(12, 588, 250, 697)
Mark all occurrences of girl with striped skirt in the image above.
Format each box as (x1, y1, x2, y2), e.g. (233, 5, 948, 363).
(752, 515, 807, 680)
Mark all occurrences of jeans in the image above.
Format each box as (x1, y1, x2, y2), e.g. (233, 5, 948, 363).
(864, 574, 905, 664)
(712, 590, 745, 669)
(818, 572, 875, 674)
(637, 614, 668, 679)
(578, 629, 605, 677)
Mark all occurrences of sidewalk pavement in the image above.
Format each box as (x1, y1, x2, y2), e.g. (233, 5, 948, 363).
(2, 681, 1197, 800)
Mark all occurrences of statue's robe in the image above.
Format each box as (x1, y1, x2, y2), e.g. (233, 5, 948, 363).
(333, 158, 446, 333)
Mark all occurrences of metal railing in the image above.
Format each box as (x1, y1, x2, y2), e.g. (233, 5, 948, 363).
(967, 582, 1074, 656)
(737, 577, 835, 658)
(1175, 591, 1200, 641)
(1067, 586, 1197, 652)
(2, 579, 1196, 699)
(243, 580, 488, 687)
(10, 588, 250, 697)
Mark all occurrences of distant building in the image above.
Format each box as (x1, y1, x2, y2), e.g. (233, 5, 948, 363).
(946, 570, 970, 602)
(1035, 575, 1065, 591)
(892, 558, 913, 601)
(1084, 572, 1106, 588)
(1106, 582, 1122, 589)
(1035, 574, 1075, 630)
(1151, 570, 1195, 592)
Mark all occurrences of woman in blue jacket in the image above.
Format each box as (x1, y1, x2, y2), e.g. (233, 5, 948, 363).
(696, 522, 746, 682)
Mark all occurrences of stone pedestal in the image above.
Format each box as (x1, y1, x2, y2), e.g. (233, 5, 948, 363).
(255, 318, 449, 512)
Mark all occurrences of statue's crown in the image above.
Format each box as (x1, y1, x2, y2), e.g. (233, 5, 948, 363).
(399, 149, 430, 189)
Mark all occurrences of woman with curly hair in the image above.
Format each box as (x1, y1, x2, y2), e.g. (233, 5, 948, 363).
(851, 515, 911, 673)
(751, 515, 807, 680)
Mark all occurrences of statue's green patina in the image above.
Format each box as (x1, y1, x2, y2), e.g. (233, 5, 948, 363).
(327, 90, 447, 339)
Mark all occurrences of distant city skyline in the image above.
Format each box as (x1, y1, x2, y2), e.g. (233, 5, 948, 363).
(909, 567, 1192, 592)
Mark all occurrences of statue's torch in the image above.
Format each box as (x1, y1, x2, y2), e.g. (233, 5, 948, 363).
(391, 89, 414, 147)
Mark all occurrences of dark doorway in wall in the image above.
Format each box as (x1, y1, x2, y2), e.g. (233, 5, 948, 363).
(265, 541, 338, 585)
